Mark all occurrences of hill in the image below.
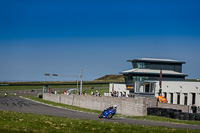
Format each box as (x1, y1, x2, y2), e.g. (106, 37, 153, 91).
(94, 75, 125, 82)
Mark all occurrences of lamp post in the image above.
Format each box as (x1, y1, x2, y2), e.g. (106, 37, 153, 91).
(80, 69, 83, 95)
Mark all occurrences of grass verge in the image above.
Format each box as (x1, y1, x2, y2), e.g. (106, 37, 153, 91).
(125, 115, 200, 126)
(0, 110, 199, 133)
(0, 84, 109, 93)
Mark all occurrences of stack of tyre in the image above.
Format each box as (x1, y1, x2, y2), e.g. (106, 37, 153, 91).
(147, 107, 200, 121)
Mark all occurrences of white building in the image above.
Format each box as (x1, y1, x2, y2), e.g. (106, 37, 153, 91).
(109, 81, 200, 107)
(109, 58, 200, 108)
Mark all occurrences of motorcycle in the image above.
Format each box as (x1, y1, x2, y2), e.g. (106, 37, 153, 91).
(98, 108, 116, 119)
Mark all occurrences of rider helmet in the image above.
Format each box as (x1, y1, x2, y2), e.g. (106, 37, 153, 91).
(113, 105, 117, 109)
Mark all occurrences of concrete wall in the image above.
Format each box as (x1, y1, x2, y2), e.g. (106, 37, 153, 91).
(43, 93, 151, 116)
(145, 97, 189, 112)
(43, 93, 189, 116)
(157, 102, 189, 112)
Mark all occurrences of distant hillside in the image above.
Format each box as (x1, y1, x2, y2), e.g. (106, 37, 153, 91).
(94, 75, 199, 82)
(94, 75, 125, 82)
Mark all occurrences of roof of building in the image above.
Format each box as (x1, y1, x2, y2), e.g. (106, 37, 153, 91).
(127, 58, 186, 64)
(120, 69, 188, 76)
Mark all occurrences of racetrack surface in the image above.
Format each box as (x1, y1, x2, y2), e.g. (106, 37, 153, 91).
(0, 96, 200, 130)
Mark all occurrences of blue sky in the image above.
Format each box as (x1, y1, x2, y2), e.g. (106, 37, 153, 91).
(0, 0, 200, 81)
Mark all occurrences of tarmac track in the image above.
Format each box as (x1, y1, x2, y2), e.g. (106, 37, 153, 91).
(0, 96, 200, 130)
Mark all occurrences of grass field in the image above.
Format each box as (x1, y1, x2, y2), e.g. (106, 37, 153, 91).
(1, 110, 200, 133)
(0, 85, 44, 91)
(0, 83, 109, 95)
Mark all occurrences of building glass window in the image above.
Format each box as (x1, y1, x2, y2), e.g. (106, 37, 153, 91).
(125, 76, 148, 84)
(139, 83, 145, 93)
(132, 76, 148, 82)
(125, 76, 134, 85)
(132, 62, 146, 69)
(170, 93, 173, 104)
(184, 93, 188, 105)
(145, 83, 150, 92)
(192, 93, 196, 105)
(163, 92, 167, 98)
(136, 82, 155, 93)
(177, 93, 180, 104)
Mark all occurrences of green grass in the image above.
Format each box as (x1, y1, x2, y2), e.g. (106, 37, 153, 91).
(0, 86, 44, 91)
(95, 74, 125, 82)
(0, 93, 16, 96)
(0, 110, 199, 133)
(24, 96, 200, 126)
(0, 80, 112, 85)
(0, 84, 109, 92)
(125, 115, 200, 126)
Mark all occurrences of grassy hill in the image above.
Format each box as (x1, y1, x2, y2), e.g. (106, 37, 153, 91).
(94, 75, 125, 82)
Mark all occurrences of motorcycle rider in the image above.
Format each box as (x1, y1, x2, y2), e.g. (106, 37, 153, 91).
(99, 105, 117, 118)
(104, 105, 117, 112)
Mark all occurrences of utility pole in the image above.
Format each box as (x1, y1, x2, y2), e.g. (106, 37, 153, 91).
(77, 80, 79, 89)
(80, 69, 83, 95)
(159, 69, 162, 96)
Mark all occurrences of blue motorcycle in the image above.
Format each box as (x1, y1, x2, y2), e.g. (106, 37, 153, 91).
(98, 108, 116, 119)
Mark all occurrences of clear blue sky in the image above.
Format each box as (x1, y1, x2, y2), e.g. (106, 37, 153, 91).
(0, 0, 200, 81)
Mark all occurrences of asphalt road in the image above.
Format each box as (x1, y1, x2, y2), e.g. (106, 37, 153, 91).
(1, 96, 200, 130)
